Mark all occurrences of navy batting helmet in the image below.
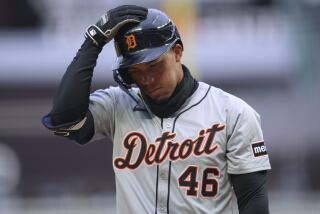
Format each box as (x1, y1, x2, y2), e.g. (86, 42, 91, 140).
(113, 8, 183, 91)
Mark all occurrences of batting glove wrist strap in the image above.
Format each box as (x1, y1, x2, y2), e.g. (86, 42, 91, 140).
(85, 24, 111, 47)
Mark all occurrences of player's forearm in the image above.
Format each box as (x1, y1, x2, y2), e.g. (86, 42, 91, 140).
(237, 189, 269, 214)
(231, 171, 270, 214)
(49, 38, 103, 125)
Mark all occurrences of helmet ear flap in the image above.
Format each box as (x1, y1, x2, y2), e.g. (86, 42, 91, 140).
(119, 68, 134, 85)
(113, 69, 142, 105)
(113, 69, 130, 90)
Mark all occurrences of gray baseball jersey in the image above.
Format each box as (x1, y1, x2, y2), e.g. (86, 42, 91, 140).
(88, 82, 271, 214)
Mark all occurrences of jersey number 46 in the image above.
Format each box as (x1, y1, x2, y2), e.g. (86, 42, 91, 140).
(178, 166, 220, 198)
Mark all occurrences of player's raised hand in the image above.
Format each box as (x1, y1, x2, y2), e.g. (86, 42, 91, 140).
(85, 5, 148, 47)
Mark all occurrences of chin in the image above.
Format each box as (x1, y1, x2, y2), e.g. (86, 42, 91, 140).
(146, 90, 172, 103)
(151, 94, 171, 103)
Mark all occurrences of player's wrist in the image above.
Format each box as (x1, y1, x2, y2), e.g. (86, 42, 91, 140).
(85, 24, 109, 47)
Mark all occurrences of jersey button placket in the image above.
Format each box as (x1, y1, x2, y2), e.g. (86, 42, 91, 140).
(159, 197, 167, 213)
(157, 118, 172, 213)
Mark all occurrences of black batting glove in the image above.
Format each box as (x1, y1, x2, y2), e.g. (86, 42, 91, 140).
(85, 5, 148, 47)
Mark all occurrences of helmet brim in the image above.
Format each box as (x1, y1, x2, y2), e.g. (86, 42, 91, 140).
(112, 40, 177, 71)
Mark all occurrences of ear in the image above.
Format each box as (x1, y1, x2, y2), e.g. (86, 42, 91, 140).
(173, 44, 183, 62)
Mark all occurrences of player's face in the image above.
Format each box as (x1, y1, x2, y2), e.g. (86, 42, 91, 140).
(128, 44, 183, 103)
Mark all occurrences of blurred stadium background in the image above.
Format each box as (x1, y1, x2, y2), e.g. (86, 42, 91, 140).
(0, 0, 320, 213)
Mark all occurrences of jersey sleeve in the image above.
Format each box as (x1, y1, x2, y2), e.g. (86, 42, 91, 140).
(226, 97, 271, 174)
(87, 86, 118, 142)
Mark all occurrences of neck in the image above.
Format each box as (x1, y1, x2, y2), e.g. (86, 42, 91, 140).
(142, 64, 199, 118)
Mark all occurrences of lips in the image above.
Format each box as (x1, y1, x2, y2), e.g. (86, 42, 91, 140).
(147, 88, 161, 96)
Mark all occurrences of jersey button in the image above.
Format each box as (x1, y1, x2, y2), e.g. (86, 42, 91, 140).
(159, 206, 167, 213)
(165, 123, 171, 129)
(160, 171, 168, 180)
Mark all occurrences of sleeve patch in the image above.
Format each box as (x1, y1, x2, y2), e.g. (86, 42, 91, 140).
(251, 141, 268, 157)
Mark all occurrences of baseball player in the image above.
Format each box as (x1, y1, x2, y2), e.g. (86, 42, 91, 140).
(42, 5, 271, 214)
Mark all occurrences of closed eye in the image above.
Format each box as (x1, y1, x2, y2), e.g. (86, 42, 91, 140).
(128, 68, 140, 75)
(149, 62, 159, 68)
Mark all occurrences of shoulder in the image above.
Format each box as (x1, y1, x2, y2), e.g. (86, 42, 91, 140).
(198, 82, 258, 115)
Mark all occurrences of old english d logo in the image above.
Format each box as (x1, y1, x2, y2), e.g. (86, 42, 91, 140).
(125, 34, 137, 50)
